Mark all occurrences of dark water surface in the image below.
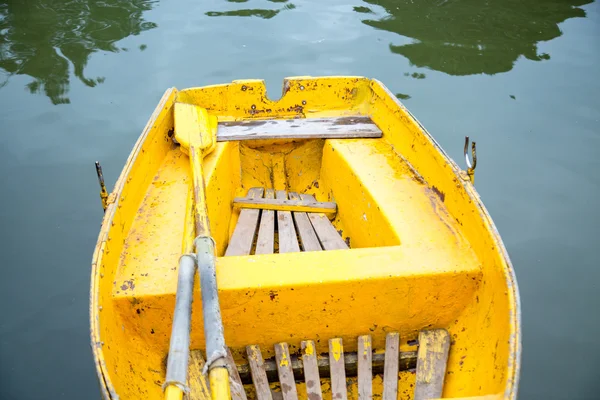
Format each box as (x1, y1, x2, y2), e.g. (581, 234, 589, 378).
(0, 0, 598, 398)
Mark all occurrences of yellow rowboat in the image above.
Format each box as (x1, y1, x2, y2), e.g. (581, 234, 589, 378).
(90, 77, 520, 400)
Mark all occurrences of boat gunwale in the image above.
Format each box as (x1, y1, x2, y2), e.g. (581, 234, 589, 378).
(90, 87, 178, 400)
(371, 79, 521, 400)
(90, 77, 521, 400)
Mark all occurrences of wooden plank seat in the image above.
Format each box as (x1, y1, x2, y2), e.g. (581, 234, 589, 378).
(217, 116, 383, 142)
(225, 188, 348, 256)
(233, 329, 449, 400)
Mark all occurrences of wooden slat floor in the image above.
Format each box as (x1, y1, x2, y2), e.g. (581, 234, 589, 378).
(225, 188, 348, 256)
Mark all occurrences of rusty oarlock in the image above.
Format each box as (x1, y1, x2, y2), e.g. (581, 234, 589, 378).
(95, 161, 108, 211)
(464, 136, 477, 184)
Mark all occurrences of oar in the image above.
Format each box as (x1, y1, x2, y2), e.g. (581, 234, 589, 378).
(164, 103, 230, 400)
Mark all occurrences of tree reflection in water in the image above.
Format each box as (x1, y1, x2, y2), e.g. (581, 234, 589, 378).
(357, 0, 592, 75)
(0, 0, 157, 104)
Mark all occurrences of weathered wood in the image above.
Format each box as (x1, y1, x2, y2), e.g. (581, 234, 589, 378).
(301, 341, 323, 400)
(233, 197, 337, 217)
(247, 345, 273, 400)
(357, 335, 372, 400)
(276, 191, 300, 253)
(329, 338, 348, 400)
(226, 348, 247, 400)
(255, 189, 275, 255)
(225, 188, 264, 256)
(301, 194, 348, 250)
(271, 390, 284, 400)
(414, 329, 451, 400)
(186, 350, 211, 400)
(382, 333, 400, 400)
(236, 349, 417, 384)
(288, 193, 322, 252)
(274, 343, 298, 400)
(217, 116, 382, 142)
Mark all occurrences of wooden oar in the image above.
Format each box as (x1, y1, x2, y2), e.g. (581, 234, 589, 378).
(164, 103, 230, 400)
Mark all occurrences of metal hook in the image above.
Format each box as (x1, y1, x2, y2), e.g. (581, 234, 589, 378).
(95, 161, 108, 211)
(464, 136, 477, 183)
(95, 161, 105, 186)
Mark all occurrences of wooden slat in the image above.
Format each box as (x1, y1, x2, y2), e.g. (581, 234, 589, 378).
(329, 338, 347, 400)
(236, 349, 417, 384)
(300, 194, 349, 250)
(226, 348, 247, 400)
(187, 350, 211, 400)
(414, 329, 451, 400)
(255, 189, 275, 254)
(274, 343, 298, 400)
(301, 341, 323, 400)
(226, 188, 264, 256)
(382, 333, 400, 400)
(276, 191, 300, 253)
(233, 197, 337, 217)
(247, 345, 273, 400)
(357, 335, 372, 400)
(288, 193, 322, 252)
(217, 116, 382, 142)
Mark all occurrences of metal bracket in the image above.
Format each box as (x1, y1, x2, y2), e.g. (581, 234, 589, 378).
(95, 161, 108, 211)
(464, 137, 477, 184)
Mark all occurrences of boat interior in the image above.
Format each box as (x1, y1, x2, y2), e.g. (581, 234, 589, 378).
(91, 77, 519, 400)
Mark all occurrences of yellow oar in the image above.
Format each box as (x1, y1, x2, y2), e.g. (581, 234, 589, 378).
(164, 103, 230, 400)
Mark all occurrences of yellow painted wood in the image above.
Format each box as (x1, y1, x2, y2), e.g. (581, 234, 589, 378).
(174, 102, 216, 237)
(414, 329, 451, 400)
(209, 368, 231, 400)
(90, 77, 520, 400)
(174, 102, 230, 400)
(165, 385, 184, 400)
(233, 197, 336, 216)
(187, 351, 211, 400)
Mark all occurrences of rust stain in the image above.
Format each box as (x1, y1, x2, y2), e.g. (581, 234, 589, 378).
(431, 185, 446, 202)
(286, 104, 304, 114)
(120, 280, 135, 291)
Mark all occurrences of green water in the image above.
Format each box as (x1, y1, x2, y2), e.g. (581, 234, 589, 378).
(0, 0, 598, 398)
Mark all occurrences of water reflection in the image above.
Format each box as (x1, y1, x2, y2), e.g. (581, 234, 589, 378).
(206, 0, 295, 19)
(359, 0, 592, 75)
(0, 0, 157, 104)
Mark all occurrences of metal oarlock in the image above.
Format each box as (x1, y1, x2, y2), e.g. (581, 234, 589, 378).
(464, 137, 477, 184)
(95, 161, 109, 211)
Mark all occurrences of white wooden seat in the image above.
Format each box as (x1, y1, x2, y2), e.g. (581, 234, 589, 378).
(217, 116, 382, 142)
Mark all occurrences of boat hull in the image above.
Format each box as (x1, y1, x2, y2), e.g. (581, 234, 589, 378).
(90, 77, 520, 399)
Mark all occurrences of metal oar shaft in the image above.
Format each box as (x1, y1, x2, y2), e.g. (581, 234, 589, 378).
(189, 145, 230, 400)
(164, 254, 197, 396)
(195, 237, 226, 366)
